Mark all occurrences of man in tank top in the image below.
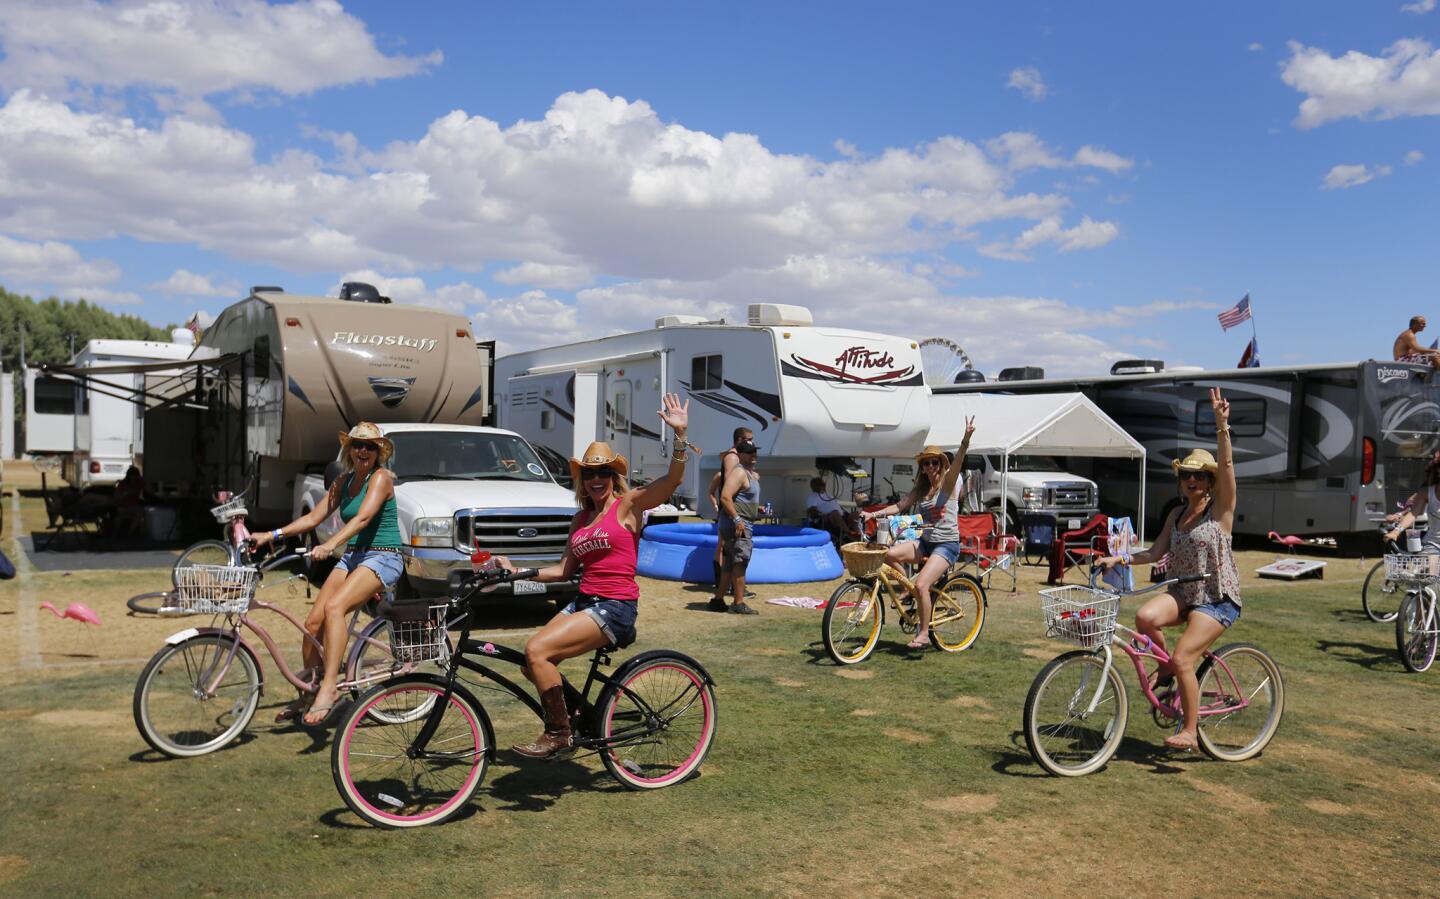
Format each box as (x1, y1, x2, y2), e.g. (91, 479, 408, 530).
(711, 440, 761, 615)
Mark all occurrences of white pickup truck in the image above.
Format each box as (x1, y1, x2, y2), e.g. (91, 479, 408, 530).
(872, 453, 1099, 531)
(293, 423, 579, 599)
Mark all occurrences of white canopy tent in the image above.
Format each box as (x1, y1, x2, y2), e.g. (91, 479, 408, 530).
(924, 391, 1149, 540)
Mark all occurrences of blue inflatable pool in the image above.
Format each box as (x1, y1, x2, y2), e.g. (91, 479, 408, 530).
(637, 522, 843, 584)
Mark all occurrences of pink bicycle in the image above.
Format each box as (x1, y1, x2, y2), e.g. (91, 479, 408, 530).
(1023, 571, 1285, 776)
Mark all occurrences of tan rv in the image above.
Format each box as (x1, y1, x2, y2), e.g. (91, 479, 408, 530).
(196, 284, 493, 519)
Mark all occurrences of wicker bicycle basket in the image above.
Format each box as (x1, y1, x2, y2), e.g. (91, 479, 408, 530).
(209, 496, 248, 523)
(1038, 584, 1121, 649)
(840, 542, 888, 578)
(174, 564, 260, 614)
(387, 602, 449, 665)
(1384, 553, 1440, 582)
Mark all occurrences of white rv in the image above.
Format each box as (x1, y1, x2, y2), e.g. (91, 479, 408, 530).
(495, 304, 932, 521)
(62, 338, 196, 489)
(22, 367, 77, 463)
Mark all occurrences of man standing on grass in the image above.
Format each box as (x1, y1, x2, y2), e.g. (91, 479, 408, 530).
(711, 440, 761, 615)
(708, 427, 753, 592)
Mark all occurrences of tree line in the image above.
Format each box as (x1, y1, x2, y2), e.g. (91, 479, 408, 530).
(1, 285, 175, 373)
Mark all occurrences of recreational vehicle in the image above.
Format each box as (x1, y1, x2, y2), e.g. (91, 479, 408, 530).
(940, 360, 1440, 547)
(22, 367, 77, 462)
(495, 304, 932, 521)
(61, 338, 196, 489)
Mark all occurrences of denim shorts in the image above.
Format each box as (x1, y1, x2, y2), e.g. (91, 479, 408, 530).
(561, 595, 638, 648)
(1190, 597, 1242, 629)
(918, 538, 961, 567)
(334, 548, 404, 590)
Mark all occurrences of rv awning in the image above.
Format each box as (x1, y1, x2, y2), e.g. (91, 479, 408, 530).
(924, 392, 1144, 458)
(39, 353, 242, 411)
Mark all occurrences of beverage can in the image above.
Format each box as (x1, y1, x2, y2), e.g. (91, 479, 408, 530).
(1407, 529, 1423, 554)
(877, 519, 893, 546)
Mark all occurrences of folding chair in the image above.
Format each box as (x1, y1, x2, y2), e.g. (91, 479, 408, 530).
(39, 490, 103, 551)
(1048, 513, 1109, 585)
(955, 513, 1021, 593)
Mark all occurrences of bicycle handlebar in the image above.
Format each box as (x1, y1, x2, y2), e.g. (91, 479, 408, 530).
(447, 566, 542, 604)
(1088, 566, 1209, 596)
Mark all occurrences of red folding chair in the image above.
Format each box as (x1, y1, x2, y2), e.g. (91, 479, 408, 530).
(955, 513, 1021, 593)
(1048, 513, 1109, 585)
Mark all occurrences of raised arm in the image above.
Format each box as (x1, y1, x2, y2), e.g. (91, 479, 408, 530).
(629, 394, 693, 514)
(938, 417, 975, 499)
(1209, 387, 1237, 532)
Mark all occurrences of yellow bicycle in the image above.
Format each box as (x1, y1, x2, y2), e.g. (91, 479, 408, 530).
(821, 542, 987, 664)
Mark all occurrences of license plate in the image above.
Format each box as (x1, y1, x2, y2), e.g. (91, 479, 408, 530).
(1068, 518, 1082, 530)
(512, 579, 546, 595)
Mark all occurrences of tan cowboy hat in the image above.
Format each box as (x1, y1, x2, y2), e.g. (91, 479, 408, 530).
(338, 422, 394, 464)
(1172, 448, 1218, 474)
(914, 444, 948, 465)
(569, 441, 629, 482)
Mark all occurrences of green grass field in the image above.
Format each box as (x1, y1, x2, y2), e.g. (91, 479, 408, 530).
(3, 463, 1438, 897)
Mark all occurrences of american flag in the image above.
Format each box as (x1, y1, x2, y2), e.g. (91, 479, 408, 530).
(1217, 294, 1252, 331)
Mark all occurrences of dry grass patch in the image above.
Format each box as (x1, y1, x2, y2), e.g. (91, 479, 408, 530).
(922, 793, 998, 813)
(882, 727, 930, 744)
(833, 668, 873, 680)
(851, 708, 877, 717)
(773, 677, 805, 688)
(1305, 799, 1352, 816)
(1188, 778, 1271, 815)
(0, 855, 28, 885)
(948, 694, 991, 709)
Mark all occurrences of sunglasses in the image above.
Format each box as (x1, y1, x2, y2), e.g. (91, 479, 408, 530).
(351, 441, 378, 453)
(1178, 471, 1207, 482)
(920, 459, 943, 467)
(580, 467, 614, 480)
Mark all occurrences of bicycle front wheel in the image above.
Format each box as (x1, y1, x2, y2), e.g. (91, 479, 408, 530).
(171, 539, 236, 588)
(821, 579, 882, 665)
(1361, 560, 1400, 623)
(1195, 643, 1285, 762)
(929, 574, 986, 653)
(332, 676, 491, 829)
(1023, 650, 1129, 777)
(597, 653, 717, 790)
(133, 634, 261, 758)
(1396, 589, 1438, 673)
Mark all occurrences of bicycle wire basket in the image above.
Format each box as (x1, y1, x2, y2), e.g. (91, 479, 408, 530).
(1384, 553, 1440, 583)
(840, 541, 888, 578)
(1038, 584, 1121, 649)
(387, 602, 449, 665)
(174, 564, 260, 614)
(210, 495, 249, 523)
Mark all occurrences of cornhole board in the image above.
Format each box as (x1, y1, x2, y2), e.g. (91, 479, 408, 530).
(1256, 558, 1326, 580)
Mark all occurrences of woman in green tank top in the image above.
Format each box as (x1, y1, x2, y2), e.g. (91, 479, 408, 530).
(251, 422, 401, 726)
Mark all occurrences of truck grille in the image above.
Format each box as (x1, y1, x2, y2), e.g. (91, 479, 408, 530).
(1048, 485, 1094, 508)
(455, 509, 574, 560)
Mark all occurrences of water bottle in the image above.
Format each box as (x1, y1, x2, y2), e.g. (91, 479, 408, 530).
(877, 518, 893, 547)
(470, 549, 496, 573)
(1407, 529, 1423, 554)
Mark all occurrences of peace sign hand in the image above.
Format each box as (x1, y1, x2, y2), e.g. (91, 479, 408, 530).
(963, 416, 976, 440)
(1210, 387, 1230, 428)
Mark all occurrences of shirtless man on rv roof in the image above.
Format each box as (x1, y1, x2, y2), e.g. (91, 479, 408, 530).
(1394, 316, 1440, 369)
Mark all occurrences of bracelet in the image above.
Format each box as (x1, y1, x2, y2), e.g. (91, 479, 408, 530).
(672, 450, 688, 462)
(273, 528, 283, 541)
(1217, 425, 1231, 435)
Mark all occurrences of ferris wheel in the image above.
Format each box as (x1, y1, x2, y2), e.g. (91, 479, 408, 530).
(918, 337, 975, 387)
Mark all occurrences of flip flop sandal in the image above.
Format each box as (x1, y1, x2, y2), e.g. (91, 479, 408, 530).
(905, 637, 930, 650)
(302, 700, 345, 728)
(274, 698, 310, 724)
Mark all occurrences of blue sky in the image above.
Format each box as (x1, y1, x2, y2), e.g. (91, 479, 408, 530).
(1, 1, 1437, 376)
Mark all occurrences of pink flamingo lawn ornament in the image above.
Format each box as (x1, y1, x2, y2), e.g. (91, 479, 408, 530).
(1267, 531, 1306, 548)
(39, 601, 103, 626)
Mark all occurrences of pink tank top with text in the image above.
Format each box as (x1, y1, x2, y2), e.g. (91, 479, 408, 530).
(570, 501, 640, 600)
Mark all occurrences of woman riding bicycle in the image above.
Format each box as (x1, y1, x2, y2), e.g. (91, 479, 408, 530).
(250, 422, 402, 726)
(495, 393, 691, 759)
(1098, 387, 1240, 752)
(1383, 452, 1440, 551)
(859, 417, 974, 649)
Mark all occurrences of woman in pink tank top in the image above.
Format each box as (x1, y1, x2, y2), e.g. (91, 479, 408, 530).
(497, 394, 692, 760)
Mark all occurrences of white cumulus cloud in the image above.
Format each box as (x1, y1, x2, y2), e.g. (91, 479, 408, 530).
(1405, 149, 1425, 165)
(1007, 66, 1047, 101)
(1402, 0, 1435, 14)
(153, 269, 239, 297)
(0, 233, 121, 286)
(1321, 163, 1392, 189)
(0, 0, 441, 99)
(1282, 39, 1440, 128)
(979, 216, 1120, 260)
(1248, 42, 1265, 52)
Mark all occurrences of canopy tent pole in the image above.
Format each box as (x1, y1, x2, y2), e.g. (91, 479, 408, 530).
(1000, 453, 1010, 532)
(1138, 452, 1147, 544)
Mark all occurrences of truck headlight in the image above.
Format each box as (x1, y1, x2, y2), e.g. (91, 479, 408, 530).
(411, 517, 454, 547)
(1022, 488, 1043, 507)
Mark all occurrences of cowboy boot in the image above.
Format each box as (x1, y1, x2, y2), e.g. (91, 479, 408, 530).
(513, 685, 573, 759)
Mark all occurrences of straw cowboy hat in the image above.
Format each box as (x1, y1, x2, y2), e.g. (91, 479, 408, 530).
(338, 422, 394, 464)
(1172, 448, 1218, 474)
(914, 444, 948, 465)
(569, 441, 629, 483)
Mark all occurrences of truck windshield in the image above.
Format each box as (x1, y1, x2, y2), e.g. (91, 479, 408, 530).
(1004, 455, 1064, 472)
(389, 432, 554, 483)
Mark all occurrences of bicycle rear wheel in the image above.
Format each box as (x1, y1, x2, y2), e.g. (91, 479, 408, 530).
(1396, 589, 1438, 673)
(597, 653, 717, 790)
(133, 634, 261, 758)
(1361, 560, 1400, 623)
(346, 619, 443, 724)
(171, 539, 236, 589)
(332, 676, 491, 829)
(929, 574, 985, 653)
(126, 591, 185, 616)
(1023, 650, 1128, 777)
(1195, 643, 1285, 762)
(821, 579, 882, 665)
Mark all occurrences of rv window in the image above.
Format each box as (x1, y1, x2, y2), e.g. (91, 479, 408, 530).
(690, 354, 723, 391)
(252, 334, 272, 379)
(1196, 398, 1265, 438)
(613, 391, 630, 429)
(33, 377, 77, 415)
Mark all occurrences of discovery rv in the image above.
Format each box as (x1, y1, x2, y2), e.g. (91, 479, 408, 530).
(941, 360, 1440, 547)
(495, 303, 932, 521)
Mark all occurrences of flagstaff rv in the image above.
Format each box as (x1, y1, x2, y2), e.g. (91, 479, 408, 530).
(940, 359, 1440, 547)
(495, 304, 932, 520)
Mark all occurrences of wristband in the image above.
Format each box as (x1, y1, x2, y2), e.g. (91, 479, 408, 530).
(273, 529, 283, 541)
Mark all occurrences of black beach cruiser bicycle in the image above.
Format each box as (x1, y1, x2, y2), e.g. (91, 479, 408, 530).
(331, 564, 718, 828)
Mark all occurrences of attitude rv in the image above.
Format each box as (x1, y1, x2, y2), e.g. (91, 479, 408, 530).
(496, 303, 932, 521)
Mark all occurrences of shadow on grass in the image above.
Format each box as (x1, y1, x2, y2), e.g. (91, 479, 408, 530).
(798, 637, 932, 666)
(318, 800, 482, 830)
(484, 753, 618, 812)
(127, 731, 258, 763)
(1329, 607, 1385, 624)
(1315, 638, 1401, 672)
(992, 730, 1189, 778)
